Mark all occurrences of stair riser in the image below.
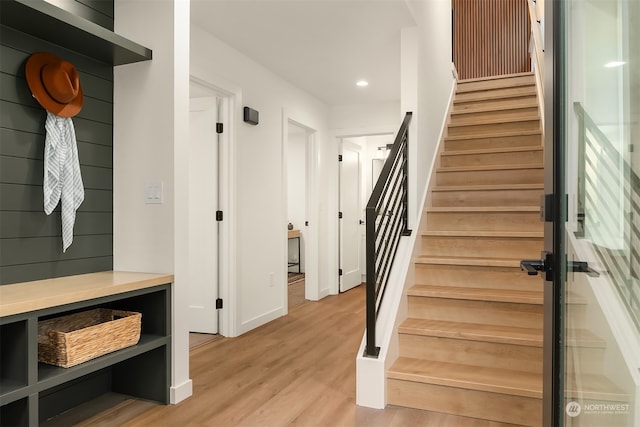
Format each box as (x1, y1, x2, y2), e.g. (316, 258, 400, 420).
(457, 75, 536, 92)
(408, 296, 543, 329)
(440, 149, 543, 168)
(436, 168, 544, 186)
(414, 264, 541, 291)
(399, 334, 542, 373)
(454, 95, 538, 112)
(448, 120, 540, 137)
(432, 188, 543, 207)
(450, 107, 539, 125)
(426, 211, 543, 232)
(455, 86, 537, 103)
(445, 133, 541, 151)
(420, 235, 543, 259)
(388, 379, 542, 426)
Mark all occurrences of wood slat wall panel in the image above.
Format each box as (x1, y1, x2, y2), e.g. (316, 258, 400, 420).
(0, 257, 114, 286)
(453, 0, 531, 80)
(0, 0, 114, 285)
(0, 212, 113, 239)
(0, 184, 113, 213)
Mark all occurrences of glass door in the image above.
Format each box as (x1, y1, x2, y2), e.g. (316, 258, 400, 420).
(546, 0, 640, 425)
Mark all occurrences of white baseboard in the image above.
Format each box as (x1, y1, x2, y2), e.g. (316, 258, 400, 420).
(170, 379, 193, 404)
(239, 307, 282, 335)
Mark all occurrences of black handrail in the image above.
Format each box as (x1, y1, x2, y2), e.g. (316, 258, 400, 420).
(574, 102, 640, 332)
(364, 112, 412, 358)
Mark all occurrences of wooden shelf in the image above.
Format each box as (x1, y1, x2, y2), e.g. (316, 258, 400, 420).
(0, 272, 172, 425)
(0, 0, 152, 66)
(0, 271, 173, 317)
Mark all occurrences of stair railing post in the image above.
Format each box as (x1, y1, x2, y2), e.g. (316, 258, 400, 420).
(364, 204, 379, 358)
(402, 128, 412, 237)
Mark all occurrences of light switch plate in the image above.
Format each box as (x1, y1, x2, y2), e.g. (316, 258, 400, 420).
(144, 181, 164, 204)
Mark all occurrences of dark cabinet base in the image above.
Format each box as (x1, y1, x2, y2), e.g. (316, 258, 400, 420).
(0, 282, 171, 427)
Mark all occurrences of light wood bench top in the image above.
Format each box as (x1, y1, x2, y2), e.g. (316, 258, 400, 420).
(0, 271, 173, 317)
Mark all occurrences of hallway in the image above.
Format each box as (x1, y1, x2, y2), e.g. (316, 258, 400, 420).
(70, 286, 518, 426)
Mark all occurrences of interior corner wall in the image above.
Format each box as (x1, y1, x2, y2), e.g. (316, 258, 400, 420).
(404, 0, 455, 220)
(113, 0, 192, 404)
(190, 24, 331, 334)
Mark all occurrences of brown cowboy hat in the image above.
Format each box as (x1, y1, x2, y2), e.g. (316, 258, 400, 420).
(25, 52, 83, 118)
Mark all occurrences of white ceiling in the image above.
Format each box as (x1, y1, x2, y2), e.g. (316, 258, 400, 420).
(190, 0, 416, 106)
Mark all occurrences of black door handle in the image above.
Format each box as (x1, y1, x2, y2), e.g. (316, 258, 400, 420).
(521, 254, 599, 278)
(568, 261, 600, 277)
(521, 259, 545, 275)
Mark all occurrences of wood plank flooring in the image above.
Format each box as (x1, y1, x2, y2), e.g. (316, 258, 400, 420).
(75, 285, 518, 426)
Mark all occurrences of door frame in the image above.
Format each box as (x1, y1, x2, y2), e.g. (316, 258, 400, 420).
(282, 112, 319, 311)
(189, 74, 239, 337)
(338, 140, 364, 292)
(543, 0, 565, 424)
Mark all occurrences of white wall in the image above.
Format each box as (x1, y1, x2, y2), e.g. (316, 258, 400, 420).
(405, 0, 456, 222)
(190, 24, 332, 334)
(113, 0, 192, 404)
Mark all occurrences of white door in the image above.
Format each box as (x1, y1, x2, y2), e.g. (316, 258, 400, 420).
(340, 142, 363, 292)
(188, 96, 219, 333)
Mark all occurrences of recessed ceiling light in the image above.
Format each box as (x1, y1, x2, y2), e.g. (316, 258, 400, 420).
(356, 80, 369, 87)
(605, 61, 626, 68)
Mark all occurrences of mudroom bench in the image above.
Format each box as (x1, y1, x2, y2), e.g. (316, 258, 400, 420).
(0, 271, 172, 426)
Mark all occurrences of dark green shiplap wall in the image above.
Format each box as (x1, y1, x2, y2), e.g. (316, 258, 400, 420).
(0, 0, 115, 285)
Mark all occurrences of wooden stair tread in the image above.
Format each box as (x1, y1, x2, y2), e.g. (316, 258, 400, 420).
(566, 374, 631, 401)
(415, 256, 526, 268)
(451, 100, 538, 115)
(457, 72, 535, 84)
(432, 183, 544, 192)
(445, 129, 541, 141)
(437, 163, 544, 173)
(448, 116, 540, 128)
(454, 88, 538, 103)
(421, 230, 543, 238)
(442, 146, 543, 157)
(399, 318, 542, 347)
(408, 284, 543, 305)
(426, 206, 540, 213)
(388, 357, 542, 399)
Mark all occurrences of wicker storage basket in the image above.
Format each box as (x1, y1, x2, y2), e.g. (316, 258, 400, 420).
(38, 308, 141, 368)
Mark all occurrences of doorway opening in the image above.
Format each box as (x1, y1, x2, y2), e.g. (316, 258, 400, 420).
(285, 119, 317, 310)
(339, 134, 394, 293)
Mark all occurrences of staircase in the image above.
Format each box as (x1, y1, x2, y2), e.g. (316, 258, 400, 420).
(387, 73, 545, 426)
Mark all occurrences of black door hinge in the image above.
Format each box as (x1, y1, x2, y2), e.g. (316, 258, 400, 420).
(216, 298, 223, 309)
(216, 123, 223, 134)
(339, 269, 343, 276)
(338, 155, 343, 162)
(338, 212, 343, 219)
(216, 211, 223, 221)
